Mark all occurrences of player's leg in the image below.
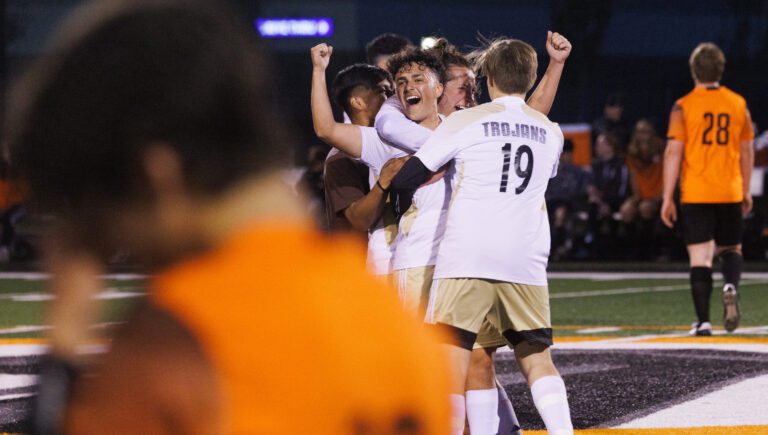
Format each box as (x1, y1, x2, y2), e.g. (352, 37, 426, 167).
(427, 278, 495, 435)
(680, 204, 716, 336)
(468, 326, 522, 435)
(495, 282, 573, 435)
(713, 202, 745, 332)
(513, 342, 572, 434)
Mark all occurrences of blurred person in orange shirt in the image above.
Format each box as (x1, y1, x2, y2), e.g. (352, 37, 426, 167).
(8, 1, 451, 434)
(620, 119, 664, 259)
(661, 42, 754, 337)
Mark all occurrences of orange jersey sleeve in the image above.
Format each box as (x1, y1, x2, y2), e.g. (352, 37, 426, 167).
(666, 103, 686, 142)
(675, 86, 751, 203)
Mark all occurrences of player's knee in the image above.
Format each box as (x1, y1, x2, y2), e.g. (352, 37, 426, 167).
(716, 245, 741, 256)
(466, 348, 496, 389)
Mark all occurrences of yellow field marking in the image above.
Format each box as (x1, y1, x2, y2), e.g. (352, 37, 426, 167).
(639, 336, 768, 344)
(525, 425, 768, 434)
(554, 336, 618, 342)
(0, 338, 46, 345)
(555, 325, 731, 331)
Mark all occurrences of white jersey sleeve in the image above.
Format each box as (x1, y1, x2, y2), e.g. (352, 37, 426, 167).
(358, 126, 407, 175)
(374, 96, 430, 152)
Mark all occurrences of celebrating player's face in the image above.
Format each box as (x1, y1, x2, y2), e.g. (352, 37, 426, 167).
(394, 63, 443, 123)
(438, 64, 476, 116)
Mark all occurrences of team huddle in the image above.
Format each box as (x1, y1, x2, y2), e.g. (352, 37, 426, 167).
(312, 32, 574, 435)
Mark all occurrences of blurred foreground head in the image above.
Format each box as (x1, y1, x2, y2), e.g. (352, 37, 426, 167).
(6, 0, 290, 262)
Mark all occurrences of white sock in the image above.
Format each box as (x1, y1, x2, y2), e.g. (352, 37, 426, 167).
(530, 376, 573, 435)
(450, 393, 466, 435)
(466, 388, 500, 435)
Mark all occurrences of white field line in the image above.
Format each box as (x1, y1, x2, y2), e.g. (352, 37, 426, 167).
(0, 288, 144, 302)
(617, 373, 768, 428)
(0, 272, 145, 281)
(0, 344, 47, 357)
(549, 272, 768, 280)
(0, 374, 37, 391)
(0, 326, 49, 335)
(0, 392, 35, 401)
(551, 280, 768, 299)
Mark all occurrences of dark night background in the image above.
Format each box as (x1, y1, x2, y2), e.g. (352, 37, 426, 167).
(3, 0, 768, 165)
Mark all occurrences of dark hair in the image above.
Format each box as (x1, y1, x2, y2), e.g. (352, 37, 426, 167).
(426, 37, 470, 70)
(469, 38, 537, 94)
(605, 93, 625, 108)
(6, 1, 288, 214)
(689, 42, 725, 83)
(386, 48, 446, 84)
(366, 33, 414, 65)
(331, 64, 393, 113)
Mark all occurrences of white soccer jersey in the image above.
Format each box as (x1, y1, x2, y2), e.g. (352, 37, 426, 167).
(374, 96, 432, 152)
(358, 125, 452, 272)
(415, 96, 563, 286)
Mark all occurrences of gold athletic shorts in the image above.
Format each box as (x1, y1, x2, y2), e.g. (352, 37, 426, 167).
(426, 278, 552, 349)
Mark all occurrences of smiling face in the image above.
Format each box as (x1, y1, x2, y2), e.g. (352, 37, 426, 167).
(394, 62, 443, 124)
(438, 64, 476, 116)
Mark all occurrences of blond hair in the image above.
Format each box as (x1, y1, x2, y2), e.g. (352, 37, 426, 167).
(470, 38, 537, 94)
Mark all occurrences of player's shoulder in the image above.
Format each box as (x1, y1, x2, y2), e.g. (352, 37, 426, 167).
(438, 101, 506, 135)
(520, 105, 563, 142)
(718, 86, 748, 106)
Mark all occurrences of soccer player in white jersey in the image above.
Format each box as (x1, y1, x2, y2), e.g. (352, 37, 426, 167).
(390, 38, 574, 435)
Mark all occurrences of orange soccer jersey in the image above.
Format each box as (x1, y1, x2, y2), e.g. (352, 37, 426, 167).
(150, 221, 451, 434)
(667, 86, 754, 203)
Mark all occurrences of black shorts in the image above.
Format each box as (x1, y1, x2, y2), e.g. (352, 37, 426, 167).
(680, 203, 743, 246)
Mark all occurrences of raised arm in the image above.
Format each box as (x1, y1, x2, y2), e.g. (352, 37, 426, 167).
(311, 43, 364, 157)
(526, 31, 571, 116)
(374, 96, 432, 152)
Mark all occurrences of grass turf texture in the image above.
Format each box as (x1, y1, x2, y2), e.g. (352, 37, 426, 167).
(0, 276, 764, 339)
(550, 278, 768, 336)
(0, 278, 143, 338)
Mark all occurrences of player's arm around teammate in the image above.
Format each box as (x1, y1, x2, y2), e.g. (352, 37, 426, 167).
(344, 156, 408, 231)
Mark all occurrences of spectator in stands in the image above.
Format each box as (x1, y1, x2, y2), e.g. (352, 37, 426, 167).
(620, 119, 665, 259)
(592, 93, 632, 154)
(587, 132, 630, 258)
(546, 139, 591, 260)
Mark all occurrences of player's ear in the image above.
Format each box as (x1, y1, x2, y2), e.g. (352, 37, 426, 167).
(349, 95, 366, 111)
(435, 81, 444, 99)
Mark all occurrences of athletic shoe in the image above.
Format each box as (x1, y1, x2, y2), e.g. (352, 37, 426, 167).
(723, 284, 740, 332)
(689, 321, 712, 336)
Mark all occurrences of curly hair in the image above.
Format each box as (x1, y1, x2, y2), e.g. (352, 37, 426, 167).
(386, 48, 446, 84)
(366, 33, 414, 65)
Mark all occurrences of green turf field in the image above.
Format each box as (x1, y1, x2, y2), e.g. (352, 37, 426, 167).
(0, 274, 765, 339)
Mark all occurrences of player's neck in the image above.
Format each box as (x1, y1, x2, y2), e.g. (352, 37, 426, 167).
(419, 112, 442, 131)
(349, 111, 374, 127)
(489, 89, 526, 101)
(196, 171, 307, 246)
(694, 80, 719, 88)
